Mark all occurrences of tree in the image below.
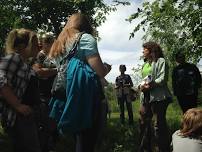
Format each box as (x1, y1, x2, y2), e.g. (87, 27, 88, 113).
(128, 0, 202, 63)
(0, 0, 129, 55)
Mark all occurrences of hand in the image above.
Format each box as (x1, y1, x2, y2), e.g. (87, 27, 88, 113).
(14, 103, 32, 116)
(123, 84, 131, 87)
(139, 104, 146, 115)
(103, 62, 112, 73)
(139, 83, 150, 92)
(32, 63, 43, 72)
(114, 86, 119, 89)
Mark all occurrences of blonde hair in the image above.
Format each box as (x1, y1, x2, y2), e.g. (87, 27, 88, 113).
(180, 108, 202, 137)
(5, 28, 37, 55)
(41, 33, 55, 44)
(49, 12, 93, 58)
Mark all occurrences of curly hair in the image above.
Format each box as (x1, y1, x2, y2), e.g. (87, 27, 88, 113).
(142, 41, 164, 61)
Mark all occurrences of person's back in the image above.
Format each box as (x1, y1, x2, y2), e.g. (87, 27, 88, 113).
(48, 12, 111, 152)
(172, 108, 202, 152)
(173, 62, 201, 96)
(172, 130, 202, 152)
(172, 52, 201, 113)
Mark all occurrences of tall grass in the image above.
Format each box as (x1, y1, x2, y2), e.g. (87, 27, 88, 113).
(1, 88, 202, 152)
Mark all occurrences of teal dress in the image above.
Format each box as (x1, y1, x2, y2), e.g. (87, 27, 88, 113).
(49, 33, 103, 134)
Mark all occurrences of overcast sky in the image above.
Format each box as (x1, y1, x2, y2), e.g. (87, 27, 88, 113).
(97, 0, 202, 83)
(97, 0, 145, 83)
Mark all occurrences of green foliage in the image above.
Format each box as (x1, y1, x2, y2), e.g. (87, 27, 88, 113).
(128, 0, 202, 64)
(104, 83, 120, 112)
(0, 0, 126, 54)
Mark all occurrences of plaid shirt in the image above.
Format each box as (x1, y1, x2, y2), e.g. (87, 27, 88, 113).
(0, 53, 33, 128)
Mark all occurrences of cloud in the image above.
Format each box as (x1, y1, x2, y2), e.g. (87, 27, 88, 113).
(100, 49, 143, 83)
(98, 0, 202, 83)
(97, 0, 145, 82)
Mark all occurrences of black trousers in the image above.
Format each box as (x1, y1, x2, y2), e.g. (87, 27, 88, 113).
(7, 114, 41, 152)
(177, 94, 197, 113)
(139, 101, 170, 152)
(118, 95, 133, 124)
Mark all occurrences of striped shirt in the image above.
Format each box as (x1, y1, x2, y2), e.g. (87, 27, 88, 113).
(0, 53, 33, 127)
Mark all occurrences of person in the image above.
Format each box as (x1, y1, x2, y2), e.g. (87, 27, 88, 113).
(33, 33, 57, 104)
(32, 33, 58, 152)
(172, 52, 201, 113)
(115, 64, 134, 125)
(48, 12, 111, 152)
(100, 78, 109, 125)
(172, 108, 202, 152)
(0, 28, 41, 152)
(138, 42, 172, 152)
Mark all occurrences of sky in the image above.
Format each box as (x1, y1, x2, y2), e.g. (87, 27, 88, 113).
(97, 0, 202, 83)
(97, 0, 145, 83)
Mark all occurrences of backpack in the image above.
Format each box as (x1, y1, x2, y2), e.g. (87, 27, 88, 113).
(49, 57, 104, 134)
(51, 33, 83, 100)
(175, 65, 197, 95)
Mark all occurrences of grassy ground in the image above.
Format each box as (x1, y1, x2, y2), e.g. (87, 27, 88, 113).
(51, 103, 182, 152)
(0, 102, 183, 152)
(1, 90, 202, 152)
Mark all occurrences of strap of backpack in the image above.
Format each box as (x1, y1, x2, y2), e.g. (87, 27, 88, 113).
(60, 32, 84, 65)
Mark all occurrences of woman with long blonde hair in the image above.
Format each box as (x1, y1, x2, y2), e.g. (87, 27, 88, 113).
(0, 28, 41, 152)
(48, 12, 111, 152)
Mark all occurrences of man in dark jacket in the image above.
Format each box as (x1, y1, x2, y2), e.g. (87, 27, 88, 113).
(172, 52, 201, 113)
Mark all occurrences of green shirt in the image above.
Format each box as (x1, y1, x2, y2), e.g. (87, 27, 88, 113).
(142, 62, 152, 78)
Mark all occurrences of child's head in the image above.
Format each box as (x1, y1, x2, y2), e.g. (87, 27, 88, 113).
(180, 108, 202, 137)
(5, 28, 39, 58)
(41, 33, 55, 53)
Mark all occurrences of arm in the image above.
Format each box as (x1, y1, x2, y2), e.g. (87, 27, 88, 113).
(124, 75, 133, 87)
(0, 86, 32, 116)
(115, 77, 120, 89)
(32, 63, 57, 78)
(86, 54, 111, 78)
(80, 33, 111, 78)
(194, 65, 201, 88)
(150, 58, 168, 88)
(172, 68, 177, 96)
(0, 54, 32, 115)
